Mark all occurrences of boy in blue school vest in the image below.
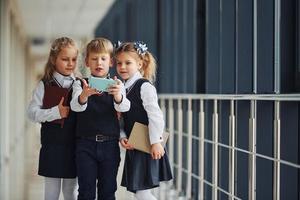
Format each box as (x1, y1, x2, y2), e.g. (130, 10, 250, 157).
(115, 41, 172, 200)
(27, 37, 78, 200)
(70, 38, 130, 200)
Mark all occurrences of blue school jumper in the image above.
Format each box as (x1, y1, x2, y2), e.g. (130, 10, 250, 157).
(121, 78, 172, 193)
(75, 79, 120, 200)
(39, 79, 76, 178)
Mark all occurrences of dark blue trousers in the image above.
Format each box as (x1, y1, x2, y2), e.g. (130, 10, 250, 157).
(76, 138, 120, 200)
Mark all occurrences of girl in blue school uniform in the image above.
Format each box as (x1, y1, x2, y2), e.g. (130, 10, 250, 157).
(70, 38, 130, 200)
(115, 41, 173, 200)
(27, 37, 78, 200)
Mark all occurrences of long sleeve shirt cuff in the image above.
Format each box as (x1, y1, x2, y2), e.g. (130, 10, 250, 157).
(51, 106, 62, 121)
(70, 95, 87, 112)
(149, 134, 164, 145)
(119, 130, 127, 139)
(114, 95, 130, 112)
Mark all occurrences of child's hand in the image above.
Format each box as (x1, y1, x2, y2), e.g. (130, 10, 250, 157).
(120, 138, 134, 150)
(108, 76, 122, 103)
(150, 143, 165, 160)
(79, 79, 99, 104)
(58, 97, 70, 118)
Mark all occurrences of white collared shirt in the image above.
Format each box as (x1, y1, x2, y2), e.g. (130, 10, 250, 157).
(70, 77, 130, 112)
(123, 72, 164, 145)
(27, 71, 75, 123)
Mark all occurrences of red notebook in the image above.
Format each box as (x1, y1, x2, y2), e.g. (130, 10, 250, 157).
(42, 85, 70, 127)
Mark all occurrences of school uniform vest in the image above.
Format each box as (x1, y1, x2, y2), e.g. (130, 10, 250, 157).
(41, 79, 76, 145)
(39, 78, 76, 178)
(123, 79, 149, 137)
(76, 79, 120, 137)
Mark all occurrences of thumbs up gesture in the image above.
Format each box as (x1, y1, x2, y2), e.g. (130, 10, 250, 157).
(58, 97, 70, 118)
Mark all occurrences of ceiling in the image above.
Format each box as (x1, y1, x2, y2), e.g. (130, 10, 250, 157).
(17, 0, 115, 39)
(16, 0, 115, 57)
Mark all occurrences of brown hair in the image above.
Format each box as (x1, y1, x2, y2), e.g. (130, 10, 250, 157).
(114, 42, 157, 83)
(85, 37, 114, 59)
(42, 37, 77, 81)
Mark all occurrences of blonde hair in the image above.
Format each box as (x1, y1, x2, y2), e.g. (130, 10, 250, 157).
(85, 37, 114, 59)
(114, 42, 157, 83)
(42, 37, 77, 81)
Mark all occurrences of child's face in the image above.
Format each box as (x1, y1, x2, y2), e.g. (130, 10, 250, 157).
(86, 52, 112, 78)
(116, 52, 142, 81)
(55, 46, 77, 76)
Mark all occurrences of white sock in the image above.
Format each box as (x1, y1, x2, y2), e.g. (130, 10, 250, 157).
(62, 178, 77, 200)
(44, 177, 61, 200)
(135, 189, 157, 200)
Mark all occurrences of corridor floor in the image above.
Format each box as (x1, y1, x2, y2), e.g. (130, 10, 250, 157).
(26, 131, 134, 200)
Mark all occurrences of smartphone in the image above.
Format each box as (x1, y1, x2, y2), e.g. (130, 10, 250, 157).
(89, 76, 116, 92)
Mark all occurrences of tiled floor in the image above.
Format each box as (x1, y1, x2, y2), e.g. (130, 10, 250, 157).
(26, 136, 134, 200)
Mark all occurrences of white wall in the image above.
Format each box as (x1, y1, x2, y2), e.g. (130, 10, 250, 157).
(0, 0, 34, 199)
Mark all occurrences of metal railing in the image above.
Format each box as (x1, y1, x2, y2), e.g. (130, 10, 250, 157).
(156, 94, 300, 200)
